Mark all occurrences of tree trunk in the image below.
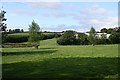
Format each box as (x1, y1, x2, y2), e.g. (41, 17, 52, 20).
(92, 44, 95, 46)
(34, 45, 38, 49)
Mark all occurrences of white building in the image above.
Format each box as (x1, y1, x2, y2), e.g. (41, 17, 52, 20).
(75, 33, 78, 39)
(85, 33, 111, 39)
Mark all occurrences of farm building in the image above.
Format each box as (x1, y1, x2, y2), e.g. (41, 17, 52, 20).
(85, 32, 111, 39)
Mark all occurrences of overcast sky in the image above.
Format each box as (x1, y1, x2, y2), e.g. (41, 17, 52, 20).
(1, 1, 118, 32)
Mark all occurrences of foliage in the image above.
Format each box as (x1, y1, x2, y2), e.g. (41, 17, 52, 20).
(78, 33, 89, 45)
(95, 38, 111, 44)
(6, 35, 28, 43)
(0, 10, 7, 44)
(109, 32, 120, 44)
(88, 27, 97, 46)
(6, 32, 61, 44)
(4, 27, 120, 45)
(100, 27, 120, 34)
(28, 20, 41, 48)
(41, 33, 61, 40)
(107, 28, 114, 34)
(8, 29, 24, 33)
(42, 33, 55, 40)
(2, 32, 7, 44)
(116, 27, 120, 33)
(96, 33, 108, 44)
(57, 30, 80, 45)
(54, 33, 62, 38)
(100, 28, 107, 33)
(0, 10, 7, 31)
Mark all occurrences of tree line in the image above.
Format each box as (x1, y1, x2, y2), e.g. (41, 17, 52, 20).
(2, 20, 120, 49)
(57, 27, 120, 45)
(7, 29, 24, 33)
(28, 21, 120, 47)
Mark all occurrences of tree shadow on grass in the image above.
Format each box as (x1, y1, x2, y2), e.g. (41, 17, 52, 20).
(2, 49, 57, 56)
(2, 57, 119, 80)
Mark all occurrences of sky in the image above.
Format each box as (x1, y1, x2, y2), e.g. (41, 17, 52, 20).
(0, 0, 118, 32)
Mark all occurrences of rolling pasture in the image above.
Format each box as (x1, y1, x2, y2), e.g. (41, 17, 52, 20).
(2, 38, 119, 79)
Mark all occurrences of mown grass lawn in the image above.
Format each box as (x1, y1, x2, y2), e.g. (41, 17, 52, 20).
(2, 38, 119, 79)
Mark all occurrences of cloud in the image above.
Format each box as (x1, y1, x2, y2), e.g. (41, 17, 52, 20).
(12, 10, 36, 16)
(40, 13, 51, 17)
(40, 11, 67, 18)
(76, 16, 118, 31)
(101, 17, 118, 28)
(41, 24, 88, 32)
(71, 4, 117, 31)
(31, 3, 118, 32)
(88, 17, 118, 29)
(27, 1, 61, 10)
(72, 8, 118, 31)
(40, 3, 117, 32)
(52, 11, 67, 17)
(80, 4, 109, 15)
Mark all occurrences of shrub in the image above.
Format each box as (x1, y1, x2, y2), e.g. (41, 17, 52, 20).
(54, 33, 62, 38)
(3, 43, 33, 48)
(6, 35, 29, 43)
(43, 33, 55, 40)
(109, 32, 120, 44)
(78, 33, 89, 45)
(5, 33, 61, 43)
(95, 39, 111, 44)
(57, 30, 80, 45)
(42, 33, 61, 40)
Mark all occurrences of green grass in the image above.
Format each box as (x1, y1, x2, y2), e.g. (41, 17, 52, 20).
(8, 32, 29, 36)
(2, 38, 119, 79)
(8, 32, 54, 36)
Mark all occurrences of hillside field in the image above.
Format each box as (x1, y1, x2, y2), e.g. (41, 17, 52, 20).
(2, 38, 119, 79)
(8, 32, 55, 36)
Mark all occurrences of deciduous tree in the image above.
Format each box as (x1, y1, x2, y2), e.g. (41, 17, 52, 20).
(28, 20, 41, 49)
(88, 27, 97, 46)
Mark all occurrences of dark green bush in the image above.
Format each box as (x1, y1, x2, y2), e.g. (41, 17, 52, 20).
(78, 33, 89, 45)
(43, 34, 55, 40)
(109, 32, 120, 44)
(6, 35, 29, 43)
(95, 39, 111, 44)
(42, 33, 61, 40)
(57, 30, 80, 45)
(3, 43, 33, 48)
(5, 33, 61, 43)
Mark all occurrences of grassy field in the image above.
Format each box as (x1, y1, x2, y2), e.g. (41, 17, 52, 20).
(8, 32, 29, 36)
(8, 32, 54, 36)
(2, 38, 119, 79)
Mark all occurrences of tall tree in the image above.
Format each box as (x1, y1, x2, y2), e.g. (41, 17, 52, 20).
(21, 29, 24, 32)
(28, 20, 40, 49)
(88, 27, 97, 46)
(101, 33, 107, 44)
(116, 27, 120, 33)
(100, 28, 107, 33)
(107, 28, 114, 34)
(0, 9, 7, 45)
